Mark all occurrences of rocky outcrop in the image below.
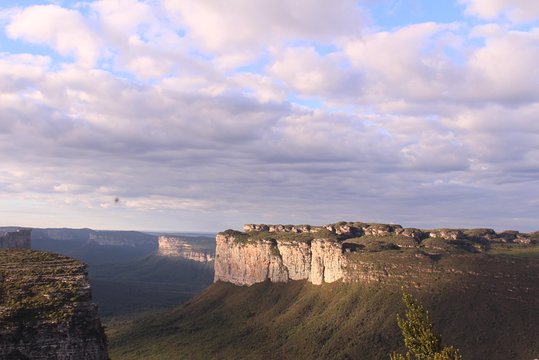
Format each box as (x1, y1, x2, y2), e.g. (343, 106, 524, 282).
(157, 236, 215, 262)
(0, 249, 108, 359)
(214, 234, 287, 285)
(215, 222, 539, 287)
(0, 229, 31, 249)
(276, 241, 311, 280)
(308, 239, 346, 285)
(214, 232, 346, 286)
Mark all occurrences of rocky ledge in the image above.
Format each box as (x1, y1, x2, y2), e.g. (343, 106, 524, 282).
(215, 221, 539, 287)
(0, 249, 108, 360)
(157, 236, 215, 263)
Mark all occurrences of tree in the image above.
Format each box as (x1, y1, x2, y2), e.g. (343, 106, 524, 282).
(390, 289, 462, 360)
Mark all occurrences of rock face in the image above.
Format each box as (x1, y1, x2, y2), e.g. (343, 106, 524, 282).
(308, 239, 346, 285)
(214, 235, 287, 284)
(214, 233, 346, 286)
(157, 236, 215, 262)
(0, 249, 108, 359)
(214, 222, 539, 287)
(0, 229, 31, 249)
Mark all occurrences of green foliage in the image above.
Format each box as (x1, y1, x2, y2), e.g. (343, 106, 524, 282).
(391, 289, 462, 360)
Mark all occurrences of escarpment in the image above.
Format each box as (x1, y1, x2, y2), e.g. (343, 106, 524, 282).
(0, 249, 108, 360)
(215, 221, 539, 287)
(157, 235, 215, 263)
(0, 229, 31, 249)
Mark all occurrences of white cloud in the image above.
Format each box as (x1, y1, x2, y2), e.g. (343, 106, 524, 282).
(269, 46, 361, 100)
(0, 1, 538, 231)
(460, 0, 539, 22)
(163, 0, 365, 67)
(90, 0, 188, 78)
(465, 29, 539, 103)
(5, 5, 101, 66)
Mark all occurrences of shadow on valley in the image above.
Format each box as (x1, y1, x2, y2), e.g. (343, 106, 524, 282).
(19, 227, 215, 320)
(90, 256, 214, 318)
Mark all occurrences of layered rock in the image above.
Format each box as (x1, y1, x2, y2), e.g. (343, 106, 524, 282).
(157, 236, 215, 262)
(308, 239, 345, 285)
(214, 232, 346, 286)
(215, 222, 539, 287)
(0, 229, 31, 249)
(0, 249, 108, 359)
(214, 234, 287, 284)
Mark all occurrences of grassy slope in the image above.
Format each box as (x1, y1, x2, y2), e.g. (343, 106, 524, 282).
(108, 260, 539, 360)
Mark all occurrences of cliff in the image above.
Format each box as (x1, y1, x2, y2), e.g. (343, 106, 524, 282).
(214, 221, 539, 286)
(0, 249, 109, 359)
(0, 229, 31, 249)
(157, 236, 215, 263)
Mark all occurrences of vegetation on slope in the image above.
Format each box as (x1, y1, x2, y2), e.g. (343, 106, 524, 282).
(108, 271, 539, 360)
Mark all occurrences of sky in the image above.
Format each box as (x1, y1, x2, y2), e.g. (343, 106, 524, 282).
(0, 0, 538, 232)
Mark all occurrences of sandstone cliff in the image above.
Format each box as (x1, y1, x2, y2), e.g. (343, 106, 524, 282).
(0, 249, 108, 359)
(214, 221, 538, 286)
(0, 229, 31, 249)
(157, 235, 215, 263)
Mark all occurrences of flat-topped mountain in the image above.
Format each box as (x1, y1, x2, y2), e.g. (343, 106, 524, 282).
(0, 249, 108, 359)
(215, 221, 538, 286)
(109, 221, 539, 360)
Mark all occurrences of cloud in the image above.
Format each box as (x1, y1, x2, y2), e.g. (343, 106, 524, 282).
(0, 1, 538, 232)
(460, 0, 539, 22)
(5, 5, 101, 66)
(268, 46, 362, 101)
(163, 0, 365, 67)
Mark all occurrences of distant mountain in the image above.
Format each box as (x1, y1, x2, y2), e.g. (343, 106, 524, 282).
(0, 226, 217, 319)
(28, 228, 158, 264)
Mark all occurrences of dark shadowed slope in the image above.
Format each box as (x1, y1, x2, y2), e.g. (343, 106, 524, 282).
(108, 250, 539, 360)
(89, 255, 214, 318)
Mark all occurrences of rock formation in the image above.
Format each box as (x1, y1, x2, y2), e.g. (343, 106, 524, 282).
(157, 236, 215, 262)
(0, 249, 108, 359)
(0, 229, 31, 249)
(214, 222, 538, 286)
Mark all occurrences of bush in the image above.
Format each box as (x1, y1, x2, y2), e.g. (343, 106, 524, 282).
(390, 289, 462, 360)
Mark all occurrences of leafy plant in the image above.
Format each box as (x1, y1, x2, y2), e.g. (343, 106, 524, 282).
(390, 289, 462, 360)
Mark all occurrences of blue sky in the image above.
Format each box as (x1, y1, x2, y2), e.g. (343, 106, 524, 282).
(0, 0, 538, 232)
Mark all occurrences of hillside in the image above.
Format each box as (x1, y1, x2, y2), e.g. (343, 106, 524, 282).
(108, 246, 539, 359)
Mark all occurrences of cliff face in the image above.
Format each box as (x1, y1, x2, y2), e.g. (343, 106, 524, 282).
(0, 249, 108, 360)
(214, 222, 539, 287)
(214, 234, 345, 286)
(0, 229, 31, 249)
(157, 236, 215, 263)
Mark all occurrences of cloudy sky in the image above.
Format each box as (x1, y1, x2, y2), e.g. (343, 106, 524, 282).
(0, 0, 538, 232)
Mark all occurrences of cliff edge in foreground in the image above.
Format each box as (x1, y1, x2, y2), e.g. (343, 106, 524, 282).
(0, 249, 109, 360)
(214, 221, 539, 286)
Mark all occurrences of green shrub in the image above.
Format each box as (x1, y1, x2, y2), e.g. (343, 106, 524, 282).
(390, 289, 462, 360)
